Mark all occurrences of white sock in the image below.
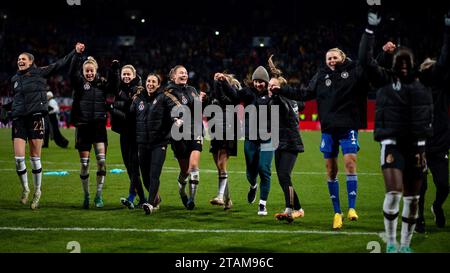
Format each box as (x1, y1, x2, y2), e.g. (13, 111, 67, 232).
(217, 172, 228, 199)
(383, 191, 402, 245)
(96, 154, 106, 197)
(178, 172, 188, 195)
(30, 157, 42, 193)
(189, 169, 199, 200)
(80, 157, 90, 195)
(284, 207, 292, 214)
(259, 200, 267, 206)
(224, 183, 230, 200)
(15, 156, 29, 192)
(401, 195, 419, 248)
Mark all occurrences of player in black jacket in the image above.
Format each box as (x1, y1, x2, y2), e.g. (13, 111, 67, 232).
(111, 64, 146, 209)
(360, 11, 433, 253)
(69, 47, 119, 209)
(415, 13, 450, 232)
(268, 55, 306, 223)
(10, 43, 78, 209)
(131, 74, 172, 214)
(164, 65, 205, 210)
(273, 31, 371, 230)
(207, 72, 241, 210)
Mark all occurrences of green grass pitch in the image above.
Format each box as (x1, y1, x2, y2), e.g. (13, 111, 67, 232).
(0, 128, 448, 253)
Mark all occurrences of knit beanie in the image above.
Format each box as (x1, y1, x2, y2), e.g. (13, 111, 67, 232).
(251, 66, 269, 83)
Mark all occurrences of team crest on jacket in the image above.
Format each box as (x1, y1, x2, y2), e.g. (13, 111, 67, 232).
(341, 71, 349, 79)
(325, 79, 332, 87)
(83, 82, 91, 90)
(181, 95, 188, 104)
(153, 99, 158, 105)
(138, 101, 145, 111)
(13, 82, 18, 89)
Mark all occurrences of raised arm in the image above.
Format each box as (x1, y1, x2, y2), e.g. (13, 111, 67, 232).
(105, 60, 121, 95)
(435, 11, 450, 72)
(271, 72, 318, 101)
(358, 11, 391, 87)
(68, 51, 84, 87)
(39, 42, 84, 78)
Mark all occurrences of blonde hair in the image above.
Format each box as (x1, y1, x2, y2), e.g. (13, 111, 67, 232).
(327, 48, 347, 62)
(169, 65, 186, 81)
(223, 73, 242, 90)
(83, 56, 98, 70)
(268, 54, 288, 86)
(121, 64, 136, 77)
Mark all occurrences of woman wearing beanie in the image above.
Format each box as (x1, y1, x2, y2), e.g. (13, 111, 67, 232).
(237, 65, 274, 216)
(267, 55, 306, 223)
(69, 48, 119, 209)
(110, 64, 146, 209)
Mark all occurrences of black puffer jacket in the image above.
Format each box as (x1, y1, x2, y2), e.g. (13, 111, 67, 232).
(69, 54, 119, 125)
(238, 87, 273, 142)
(206, 80, 240, 140)
(272, 94, 305, 152)
(359, 31, 434, 142)
(278, 58, 369, 133)
(130, 89, 172, 146)
(110, 76, 142, 134)
(419, 27, 450, 153)
(164, 82, 203, 141)
(374, 80, 433, 141)
(10, 50, 75, 118)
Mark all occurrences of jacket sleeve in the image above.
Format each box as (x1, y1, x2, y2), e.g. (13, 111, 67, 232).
(237, 87, 256, 105)
(39, 49, 76, 78)
(358, 31, 391, 88)
(278, 73, 318, 102)
(163, 90, 183, 122)
(68, 53, 83, 90)
(433, 27, 450, 80)
(375, 51, 393, 69)
(221, 80, 240, 104)
(105, 66, 120, 96)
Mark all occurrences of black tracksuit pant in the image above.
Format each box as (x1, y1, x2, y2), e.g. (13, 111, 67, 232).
(419, 151, 449, 217)
(138, 144, 167, 206)
(275, 150, 302, 210)
(120, 134, 145, 202)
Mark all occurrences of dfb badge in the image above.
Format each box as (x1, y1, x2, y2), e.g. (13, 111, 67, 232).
(83, 82, 91, 90)
(138, 101, 145, 111)
(181, 95, 188, 104)
(325, 79, 332, 87)
(341, 71, 349, 79)
(14, 82, 18, 89)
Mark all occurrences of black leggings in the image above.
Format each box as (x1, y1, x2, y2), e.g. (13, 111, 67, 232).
(275, 150, 302, 210)
(419, 151, 449, 217)
(138, 144, 167, 206)
(120, 134, 145, 201)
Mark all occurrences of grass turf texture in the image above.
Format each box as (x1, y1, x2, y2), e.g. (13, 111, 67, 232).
(0, 128, 448, 253)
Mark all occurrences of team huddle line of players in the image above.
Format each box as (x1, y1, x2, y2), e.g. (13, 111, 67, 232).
(4, 9, 449, 253)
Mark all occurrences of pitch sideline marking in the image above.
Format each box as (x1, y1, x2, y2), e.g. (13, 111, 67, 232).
(0, 167, 382, 176)
(0, 226, 381, 236)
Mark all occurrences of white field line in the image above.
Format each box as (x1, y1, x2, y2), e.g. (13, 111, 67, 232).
(0, 165, 383, 176)
(0, 226, 381, 236)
